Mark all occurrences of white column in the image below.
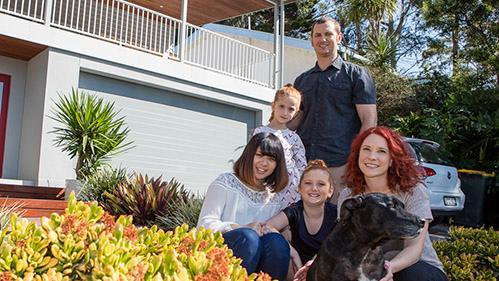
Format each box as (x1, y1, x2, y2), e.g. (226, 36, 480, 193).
(273, 2, 280, 89)
(179, 0, 188, 62)
(44, 0, 53, 26)
(279, 0, 285, 87)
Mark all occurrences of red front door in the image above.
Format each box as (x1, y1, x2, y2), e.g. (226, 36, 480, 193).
(0, 74, 11, 177)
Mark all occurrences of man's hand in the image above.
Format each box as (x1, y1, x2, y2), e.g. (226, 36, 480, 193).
(293, 259, 313, 281)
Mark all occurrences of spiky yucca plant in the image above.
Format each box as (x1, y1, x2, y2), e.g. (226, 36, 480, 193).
(78, 166, 128, 203)
(50, 88, 132, 179)
(0, 201, 23, 231)
(101, 173, 192, 227)
(157, 196, 204, 230)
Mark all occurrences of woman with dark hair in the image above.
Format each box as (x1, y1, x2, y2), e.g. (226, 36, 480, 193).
(197, 132, 290, 280)
(338, 126, 448, 281)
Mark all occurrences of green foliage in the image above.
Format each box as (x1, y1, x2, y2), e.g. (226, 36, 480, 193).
(156, 196, 205, 230)
(0, 193, 270, 280)
(366, 33, 399, 70)
(367, 67, 418, 126)
(434, 226, 499, 281)
(50, 88, 133, 179)
(390, 71, 499, 171)
(418, 0, 498, 79)
(101, 174, 192, 228)
(77, 166, 128, 203)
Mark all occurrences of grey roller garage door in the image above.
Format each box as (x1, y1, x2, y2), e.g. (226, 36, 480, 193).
(79, 72, 255, 194)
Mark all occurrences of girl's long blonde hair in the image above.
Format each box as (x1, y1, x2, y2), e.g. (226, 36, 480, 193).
(269, 83, 302, 122)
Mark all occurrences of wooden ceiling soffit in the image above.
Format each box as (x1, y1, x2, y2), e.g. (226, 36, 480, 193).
(128, 0, 297, 26)
(0, 35, 47, 61)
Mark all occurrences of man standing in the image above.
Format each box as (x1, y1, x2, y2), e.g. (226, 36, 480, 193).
(289, 17, 377, 204)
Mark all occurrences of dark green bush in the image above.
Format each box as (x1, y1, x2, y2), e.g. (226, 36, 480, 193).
(434, 226, 498, 281)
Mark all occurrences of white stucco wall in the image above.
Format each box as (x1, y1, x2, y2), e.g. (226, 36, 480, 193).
(0, 56, 27, 179)
(36, 50, 80, 186)
(17, 50, 49, 183)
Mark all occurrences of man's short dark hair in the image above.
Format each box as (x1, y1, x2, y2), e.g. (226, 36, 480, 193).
(311, 16, 342, 36)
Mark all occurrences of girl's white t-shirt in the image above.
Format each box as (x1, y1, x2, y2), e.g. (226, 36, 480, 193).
(197, 172, 285, 233)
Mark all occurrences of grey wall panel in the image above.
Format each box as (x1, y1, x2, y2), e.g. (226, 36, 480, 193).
(79, 72, 254, 194)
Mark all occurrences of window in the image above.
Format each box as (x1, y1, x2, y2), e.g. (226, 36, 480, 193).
(407, 141, 451, 166)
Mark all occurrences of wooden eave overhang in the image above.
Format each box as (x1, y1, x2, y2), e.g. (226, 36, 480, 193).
(0, 35, 46, 61)
(128, 0, 297, 26)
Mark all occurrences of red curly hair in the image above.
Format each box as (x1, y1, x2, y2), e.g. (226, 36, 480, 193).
(345, 126, 421, 195)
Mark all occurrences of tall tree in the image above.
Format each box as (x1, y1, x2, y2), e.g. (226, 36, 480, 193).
(418, 0, 498, 82)
(330, 0, 423, 70)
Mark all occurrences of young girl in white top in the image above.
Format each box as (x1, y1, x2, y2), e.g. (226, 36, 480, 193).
(253, 84, 307, 207)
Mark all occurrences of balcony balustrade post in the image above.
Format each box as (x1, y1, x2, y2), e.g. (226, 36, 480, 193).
(279, 0, 284, 88)
(179, 0, 188, 62)
(44, 0, 53, 26)
(273, 1, 279, 89)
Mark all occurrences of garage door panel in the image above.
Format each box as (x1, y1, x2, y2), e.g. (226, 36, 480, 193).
(79, 72, 254, 194)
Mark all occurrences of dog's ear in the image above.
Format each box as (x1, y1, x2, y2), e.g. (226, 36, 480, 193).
(340, 196, 364, 221)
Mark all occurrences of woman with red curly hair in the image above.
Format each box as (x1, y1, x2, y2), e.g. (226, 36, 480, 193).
(339, 126, 448, 281)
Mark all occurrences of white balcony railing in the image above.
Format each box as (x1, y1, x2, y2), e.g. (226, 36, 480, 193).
(0, 0, 45, 22)
(51, 0, 181, 57)
(184, 24, 274, 88)
(1, 0, 275, 87)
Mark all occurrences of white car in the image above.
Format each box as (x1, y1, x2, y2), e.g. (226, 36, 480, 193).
(404, 138, 466, 219)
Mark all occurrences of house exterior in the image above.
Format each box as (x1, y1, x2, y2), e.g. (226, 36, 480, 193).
(202, 23, 369, 85)
(0, 0, 296, 194)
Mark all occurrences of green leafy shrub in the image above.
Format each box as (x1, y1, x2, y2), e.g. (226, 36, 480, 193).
(157, 195, 205, 230)
(78, 166, 128, 203)
(0, 193, 271, 280)
(100, 174, 192, 228)
(434, 226, 498, 281)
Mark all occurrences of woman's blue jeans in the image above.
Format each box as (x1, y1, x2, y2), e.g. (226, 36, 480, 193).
(223, 228, 290, 281)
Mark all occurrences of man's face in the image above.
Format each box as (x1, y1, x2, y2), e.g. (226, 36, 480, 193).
(311, 21, 342, 59)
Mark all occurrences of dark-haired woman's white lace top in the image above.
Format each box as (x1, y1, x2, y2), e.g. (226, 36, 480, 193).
(253, 126, 306, 207)
(197, 173, 286, 233)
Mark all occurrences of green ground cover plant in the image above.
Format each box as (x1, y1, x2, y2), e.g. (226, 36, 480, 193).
(0, 194, 271, 280)
(434, 226, 498, 280)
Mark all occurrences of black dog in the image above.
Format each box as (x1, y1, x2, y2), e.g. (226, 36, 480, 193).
(307, 193, 425, 281)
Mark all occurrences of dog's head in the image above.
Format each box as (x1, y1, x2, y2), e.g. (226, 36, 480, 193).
(340, 193, 424, 242)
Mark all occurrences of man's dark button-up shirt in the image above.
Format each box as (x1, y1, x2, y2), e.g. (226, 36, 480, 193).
(293, 56, 376, 167)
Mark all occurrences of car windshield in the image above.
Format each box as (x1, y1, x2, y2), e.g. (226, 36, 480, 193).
(408, 142, 451, 165)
